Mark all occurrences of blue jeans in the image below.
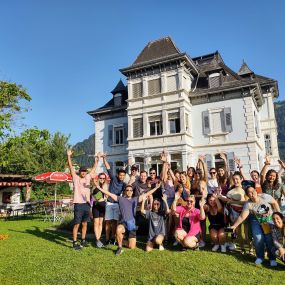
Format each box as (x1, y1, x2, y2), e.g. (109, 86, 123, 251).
(249, 215, 275, 260)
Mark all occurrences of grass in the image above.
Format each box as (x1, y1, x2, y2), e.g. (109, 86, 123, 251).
(0, 217, 284, 285)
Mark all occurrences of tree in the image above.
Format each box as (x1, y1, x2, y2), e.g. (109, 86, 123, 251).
(0, 81, 31, 138)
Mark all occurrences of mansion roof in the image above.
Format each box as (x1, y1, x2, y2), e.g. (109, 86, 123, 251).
(88, 37, 279, 118)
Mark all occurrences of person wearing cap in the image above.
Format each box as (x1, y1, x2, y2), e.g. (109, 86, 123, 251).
(127, 164, 140, 185)
(67, 149, 98, 250)
(96, 182, 161, 255)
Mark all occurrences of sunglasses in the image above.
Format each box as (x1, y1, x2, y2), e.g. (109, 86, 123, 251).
(150, 172, 156, 175)
(153, 202, 160, 206)
(186, 200, 194, 203)
(125, 189, 133, 192)
(99, 177, 106, 179)
(210, 172, 216, 174)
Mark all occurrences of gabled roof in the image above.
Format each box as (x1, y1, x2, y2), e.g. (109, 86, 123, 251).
(132, 36, 182, 66)
(111, 79, 127, 95)
(238, 61, 254, 76)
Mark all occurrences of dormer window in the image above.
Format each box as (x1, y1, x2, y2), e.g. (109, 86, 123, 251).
(114, 93, 122, 106)
(209, 73, 221, 88)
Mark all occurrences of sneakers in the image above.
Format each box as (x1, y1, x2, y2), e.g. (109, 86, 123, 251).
(95, 239, 104, 248)
(72, 241, 82, 250)
(198, 240, 206, 248)
(173, 240, 179, 246)
(159, 245, 165, 251)
(226, 242, 236, 251)
(220, 245, 227, 253)
(80, 240, 89, 247)
(212, 244, 220, 252)
(255, 258, 263, 265)
(115, 247, 123, 256)
(269, 260, 277, 267)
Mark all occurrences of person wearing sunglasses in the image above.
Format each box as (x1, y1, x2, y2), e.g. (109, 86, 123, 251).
(172, 193, 206, 250)
(207, 168, 218, 194)
(148, 168, 162, 202)
(91, 173, 108, 248)
(141, 193, 170, 252)
(96, 182, 161, 255)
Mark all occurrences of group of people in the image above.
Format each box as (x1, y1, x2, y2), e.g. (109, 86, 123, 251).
(67, 149, 285, 267)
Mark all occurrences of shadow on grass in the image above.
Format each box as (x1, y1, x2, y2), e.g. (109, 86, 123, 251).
(9, 226, 71, 248)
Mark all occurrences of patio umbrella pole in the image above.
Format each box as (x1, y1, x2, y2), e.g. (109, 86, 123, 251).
(53, 184, 57, 223)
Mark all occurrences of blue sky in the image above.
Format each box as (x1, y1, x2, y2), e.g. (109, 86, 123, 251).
(0, 0, 284, 144)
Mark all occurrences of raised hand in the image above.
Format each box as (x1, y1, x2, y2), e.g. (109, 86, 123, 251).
(128, 158, 134, 166)
(234, 156, 241, 166)
(160, 151, 167, 162)
(175, 192, 181, 200)
(67, 149, 73, 156)
(199, 198, 206, 208)
(264, 155, 271, 165)
(220, 153, 227, 161)
(101, 152, 107, 158)
(198, 155, 205, 161)
(278, 159, 285, 170)
(162, 193, 168, 201)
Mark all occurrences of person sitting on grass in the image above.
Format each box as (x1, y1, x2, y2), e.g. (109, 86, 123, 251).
(271, 212, 285, 264)
(67, 149, 97, 250)
(141, 193, 170, 252)
(96, 182, 161, 255)
(204, 193, 226, 252)
(230, 186, 280, 267)
(172, 193, 206, 250)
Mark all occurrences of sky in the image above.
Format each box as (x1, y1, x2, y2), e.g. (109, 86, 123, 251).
(0, 0, 284, 145)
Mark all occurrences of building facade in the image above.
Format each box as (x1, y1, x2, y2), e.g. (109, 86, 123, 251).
(88, 37, 280, 175)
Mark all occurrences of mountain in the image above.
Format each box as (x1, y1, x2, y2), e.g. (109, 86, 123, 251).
(73, 100, 285, 164)
(275, 100, 285, 159)
(72, 133, 95, 167)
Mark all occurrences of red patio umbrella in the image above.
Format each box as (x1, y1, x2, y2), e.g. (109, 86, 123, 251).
(34, 172, 73, 222)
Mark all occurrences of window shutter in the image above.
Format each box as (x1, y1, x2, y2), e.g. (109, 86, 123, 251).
(108, 125, 113, 146)
(149, 115, 162, 122)
(133, 118, 143, 138)
(133, 82, 142, 99)
(227, 152, 235, 172)
(209, 73, 221, 88)
(202, 111, 210, 135)
(223, 107, 232, 132)
(114, 94, 122, 106)
(167, 75, 178, 92)
(168, 112, 179, 120)
(123, 123, 128, 144)
(148, 78, 161, 95)
(205, 154, 212, 171)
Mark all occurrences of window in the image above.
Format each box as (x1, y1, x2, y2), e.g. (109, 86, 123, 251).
(134, 157, 144, 171)
(114, 127, 124, 145)
(264, 134, 272, 155)
(149, 115, 163, 136)
(168, 112, 180, 134)
(148, 78, 161, 95)
(133, 82, 142, 98)
(185, 113, 189, 132)
(133, 118, 143, 138)
(167, 75, 178, 92)
(114, 93, 122, 106)
(209, 73, 221, 88)
(202, 107, 232, 135)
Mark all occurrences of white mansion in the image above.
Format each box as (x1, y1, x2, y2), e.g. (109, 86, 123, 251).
(88, 37, 280, 175)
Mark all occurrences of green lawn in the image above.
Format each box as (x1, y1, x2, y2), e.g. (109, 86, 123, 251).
(0, 217, 284, 285)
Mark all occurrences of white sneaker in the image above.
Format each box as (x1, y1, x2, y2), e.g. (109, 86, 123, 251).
(255, 258, 263, 265)
(270, 260, 277, 267)
(212, 244, 220, 252)
(226, 242, 236, 251)
(173, 240, 179, 246)
(220, 244, 227, 253)
(159, 245, 165, 251)
(199, 240, 206, 248)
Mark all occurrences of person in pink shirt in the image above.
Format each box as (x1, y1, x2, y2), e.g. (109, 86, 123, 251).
(172, 193, 206, 250)
(67, 149, 97, 250)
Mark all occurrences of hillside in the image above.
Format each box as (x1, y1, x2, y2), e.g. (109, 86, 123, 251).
(275, 100, 285, 159)
(72, 133, 95, 167)
(74, 100, 285, 164)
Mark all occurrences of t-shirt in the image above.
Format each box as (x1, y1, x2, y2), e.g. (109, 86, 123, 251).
(132, 180, 149, 197)
(107, 168, 126, 203)
(176, 206, 201, 236)
(207, 179, 218, 194)
(148, 177, 162, 199)
(163, 180, 175, 200)
(118, 196, 138, 222)
(227, 187, 245, 209)
(262, 182, 284, 200)
(73, 173, 91, 204)
(243, 193, 273, 223)
(145, 210, 166, 241)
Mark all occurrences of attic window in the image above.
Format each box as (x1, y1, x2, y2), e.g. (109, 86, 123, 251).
(114, 93, 122, 106)
(209, 73, 221, 88)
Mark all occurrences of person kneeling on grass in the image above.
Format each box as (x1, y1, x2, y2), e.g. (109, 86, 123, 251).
(172, 193, 206, 250)
(96, 182, 161, 255)
(141, 193, 171, 252)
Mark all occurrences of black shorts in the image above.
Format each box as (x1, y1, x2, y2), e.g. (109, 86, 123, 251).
(121, 223, 136, 239)
(209, 225, 224, 231)
(92, 201, 106, 218)
(74, 203, 90, 224)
